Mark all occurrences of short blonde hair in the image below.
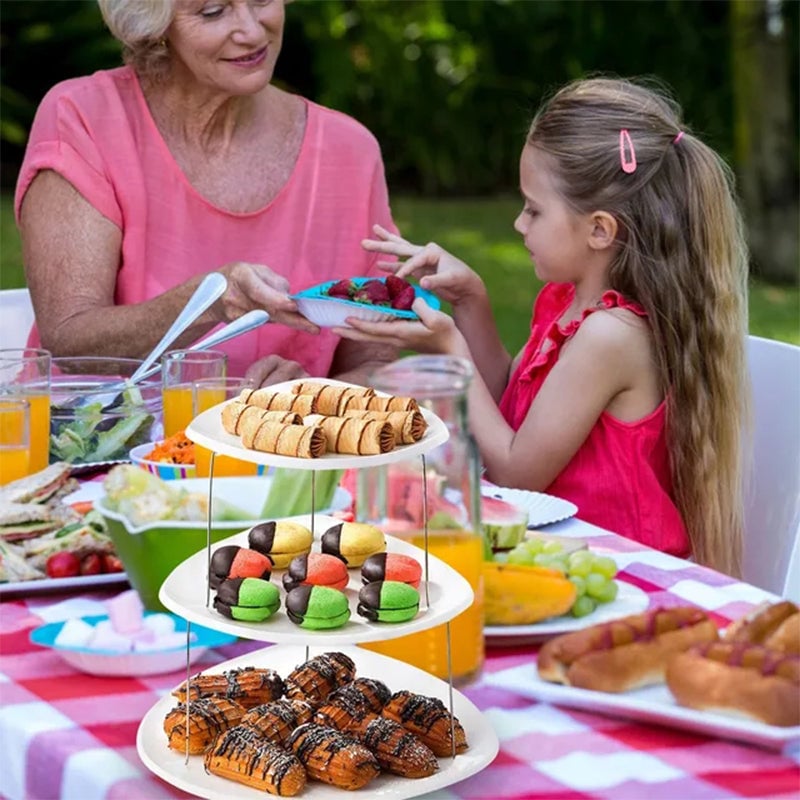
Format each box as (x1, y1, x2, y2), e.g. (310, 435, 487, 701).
(97, 0, 175, 80)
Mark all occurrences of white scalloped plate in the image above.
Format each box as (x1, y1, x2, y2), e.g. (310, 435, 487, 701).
(158, 513, 474, 646)
(186, 378, 449, 471)
(481, 485, 578, 528)
(137, 644, 499, 800)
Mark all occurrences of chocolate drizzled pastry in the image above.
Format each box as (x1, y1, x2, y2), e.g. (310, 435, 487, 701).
(381, 690, 469, 757)
(239, 698, 315, 745)
(205, 724, 307, 796)
(163, 696, 245, 754)
(284, 651, 356, 705)
(173, 666, 285, 709)
(357, 715, 439, 778)
(287, 722, 380, 790)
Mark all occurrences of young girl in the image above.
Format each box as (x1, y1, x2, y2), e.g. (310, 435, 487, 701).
(336, 77, 749, 576)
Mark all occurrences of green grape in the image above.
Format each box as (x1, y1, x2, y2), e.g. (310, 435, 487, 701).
(569, 575, 587, 597)
(585, 572, 609, 600)
(592, 579, 619, 604)
(593, 556, 619, 579)
(571, 595, 597, 617)
(567, 555, 594, 578)
(542, 539, 565, 555)
(521, 538, 544, 556)
(507, 547, 535, 566)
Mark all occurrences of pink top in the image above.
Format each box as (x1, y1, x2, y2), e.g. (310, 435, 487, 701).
(499, 282, 689, 556)
(15, 67, 396, 376)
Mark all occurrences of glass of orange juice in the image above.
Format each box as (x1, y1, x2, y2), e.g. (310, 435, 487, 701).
(0, 348, 51, 473)
(0, 399, 31, 485)
(161, 350, 226, 437)
(192, 376, 261, 477)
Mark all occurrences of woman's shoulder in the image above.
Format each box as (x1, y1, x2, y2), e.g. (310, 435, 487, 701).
(304, 98, 383, 156)
(35, 66, 137, 118)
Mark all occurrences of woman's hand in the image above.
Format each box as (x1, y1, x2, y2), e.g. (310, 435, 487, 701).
(244, 355, 309, 388)
(333, 298, 468, 357)
(362, 224, 485, 307)
(217, 262, 319, 334)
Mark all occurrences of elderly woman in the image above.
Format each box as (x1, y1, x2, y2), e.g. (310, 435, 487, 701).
(14, 0, 398, 385)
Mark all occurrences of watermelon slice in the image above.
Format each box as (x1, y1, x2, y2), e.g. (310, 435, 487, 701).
(481, 495, 529, 551)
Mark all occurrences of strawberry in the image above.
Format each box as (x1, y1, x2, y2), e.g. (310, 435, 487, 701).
(80, 553, 104, 575)
(326, 279, 356, 299)
(391, 285, 416, 310)
(102, 554, 125, 573)
(385, 274, 412, 299)
(354, 279, 391, 306)
(46, 552, 81, 579)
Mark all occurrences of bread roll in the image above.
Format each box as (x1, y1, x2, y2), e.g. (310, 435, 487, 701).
(537, 606, 719, 692)
(666, 641, 800, 727)
(303, 414, 395, 454)
(724, 600, 800, 655)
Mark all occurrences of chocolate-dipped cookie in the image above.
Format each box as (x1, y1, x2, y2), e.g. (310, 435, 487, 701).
(321, 522, 386, 567)
(361, 553, 422, 589)
(209, 545, 272, 590)
(214, 577, 281, 622)
(248, 520, 313, 569)
(285, 585, 351, 630)
(282, 553, 350, 592)
(357, 580, 420, 623)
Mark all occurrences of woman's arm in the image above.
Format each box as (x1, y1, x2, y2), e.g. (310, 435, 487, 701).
(19, 170, 319, 358)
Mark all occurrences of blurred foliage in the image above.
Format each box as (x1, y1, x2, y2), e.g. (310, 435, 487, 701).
(2, 0, 798, 195)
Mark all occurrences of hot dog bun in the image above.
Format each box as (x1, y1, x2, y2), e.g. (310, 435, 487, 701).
(665, 641, 800, 727)
(723, 600, 799, 655)
(537, 606, 718, 692)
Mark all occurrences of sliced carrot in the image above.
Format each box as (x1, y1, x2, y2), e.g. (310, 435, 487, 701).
(70, 501, 95, 515)
(144, 430, 195, 465)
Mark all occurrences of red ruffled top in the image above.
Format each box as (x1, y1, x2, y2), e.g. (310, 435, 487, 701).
(499, 282, 689, 556)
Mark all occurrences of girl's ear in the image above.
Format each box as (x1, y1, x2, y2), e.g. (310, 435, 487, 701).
(587, 211, 618, 251)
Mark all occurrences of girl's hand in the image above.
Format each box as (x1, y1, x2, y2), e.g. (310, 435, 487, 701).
(333, 297, 467, 356)
(362, 224, 485, 307)
(217, 261, 320, 334)
(245, 354, 309, 388)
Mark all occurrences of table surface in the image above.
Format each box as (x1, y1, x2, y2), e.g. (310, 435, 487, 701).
(2, 515, 799, 800)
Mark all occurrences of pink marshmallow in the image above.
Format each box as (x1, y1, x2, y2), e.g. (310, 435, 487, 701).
(105, 589, 144, 634)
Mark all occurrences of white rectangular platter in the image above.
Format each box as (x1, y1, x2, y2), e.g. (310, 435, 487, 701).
(186, 378, 449, 471)
(159, 514, 474, 646)
(137, 644, 499, 800)
(485, 662, 800, 750)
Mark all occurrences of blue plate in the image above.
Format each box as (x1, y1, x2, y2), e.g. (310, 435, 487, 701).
(292, 277, 440, 327)
(30, 612, 237, 676)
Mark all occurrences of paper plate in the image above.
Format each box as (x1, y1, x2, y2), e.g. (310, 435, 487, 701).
(292, 277, 440, 327)
(481, 485, 578, 528)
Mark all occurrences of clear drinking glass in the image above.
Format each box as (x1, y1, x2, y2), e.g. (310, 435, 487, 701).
(161, 350, 227, 437)
(357, 355, 485, 685)
(0, 348, 51, 473)
(0, 399, 31, 485)
(192, 376, 259, 477)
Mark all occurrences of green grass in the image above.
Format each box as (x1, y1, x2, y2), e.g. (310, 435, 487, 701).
(1, 192, 797, 347)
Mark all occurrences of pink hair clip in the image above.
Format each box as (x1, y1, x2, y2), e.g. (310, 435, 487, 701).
(619, 129, 637, 174)
(674, 131, 685, 144)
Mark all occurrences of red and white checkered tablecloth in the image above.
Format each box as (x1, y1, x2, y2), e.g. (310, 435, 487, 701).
(1, 518, 799, 800)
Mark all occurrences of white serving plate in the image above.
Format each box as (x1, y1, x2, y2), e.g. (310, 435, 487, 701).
(485, 580, 649, 646)
(484, 660, 800, 751)
(137, 644, 499, 800)
(0, 571, 129, 598)
(159, 513, 474, 646)
(185, 378, 449, 471)
(480, 485, 578, 528)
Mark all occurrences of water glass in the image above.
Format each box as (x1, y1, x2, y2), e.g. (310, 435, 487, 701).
(161, 350, 227, 437)
(0, 348, 51, 473)
(192, 376, 260, 477)
(0, 399, 31, 485)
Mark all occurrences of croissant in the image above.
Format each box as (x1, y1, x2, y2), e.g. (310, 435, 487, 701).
(303, 413, 395, 454)
(284, 651, 356, 705)
(221, 402, 301, 435)
(163, 696, 245, 754)
(343, 409, 427, 443)
(239, 698, 315, 745)
(381, 690, 469, 757)
(172, 666, 285, 709)
(287, 723, 380, 790)
(240, 417, 326, 458)
(291, 381, 375, 398)
(205, 725, 307, 796)
(357, 715, 439, 778)
(240, 389, 318, 415)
